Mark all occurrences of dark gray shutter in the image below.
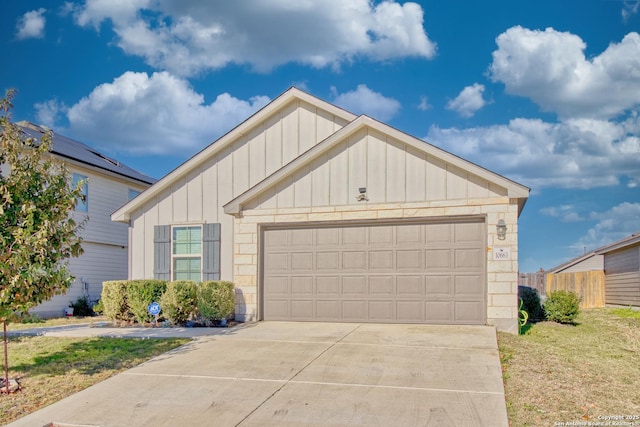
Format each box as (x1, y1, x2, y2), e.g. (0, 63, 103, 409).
(153, 225, 171, 280)
(203, 223, 221, 281)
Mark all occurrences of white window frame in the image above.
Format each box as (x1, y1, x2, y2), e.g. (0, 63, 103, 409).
(171, 225, 202, 282)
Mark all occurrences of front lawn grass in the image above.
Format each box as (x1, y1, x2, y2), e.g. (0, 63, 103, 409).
(498, 308, 640, 427)
(0, 335, 189, 425)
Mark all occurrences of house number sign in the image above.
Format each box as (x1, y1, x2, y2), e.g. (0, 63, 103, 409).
(493, 247, 511, 261)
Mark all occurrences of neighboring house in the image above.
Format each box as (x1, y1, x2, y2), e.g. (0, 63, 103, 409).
(14, 122, 155, 318)
(112, 88, 530, 332)
(547, 232, 640, 307)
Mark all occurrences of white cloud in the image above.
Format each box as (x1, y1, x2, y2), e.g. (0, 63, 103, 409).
(622, 1, 640, 22)
(446, 83, 486, 117)
(35, 99, 68, 127)
(61, 71, 269, 155)
(426, 115, 640, 190)
(418, 96, 431, 111)
(71, 0, 436, 76)
(539, 205, 585, 222)
(331, 85, 401, 121)
(572, 202, 640, 251)
(490, 26, 640, 119)
(16, 8, 47, 40)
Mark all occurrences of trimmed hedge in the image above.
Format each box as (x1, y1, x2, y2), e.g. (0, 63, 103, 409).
(101, 279, 236, 326)
(160, 280, 198, 325)
(127, 279, 167, 324)
(101, 280, 133, 323)
(198, 281, 235, 321)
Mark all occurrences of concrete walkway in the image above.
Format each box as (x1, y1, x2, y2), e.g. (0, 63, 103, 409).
(7, 322, 509, 427)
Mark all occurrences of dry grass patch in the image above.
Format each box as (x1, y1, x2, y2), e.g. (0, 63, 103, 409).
(7, 316, 110, 330)
(498, 308, 640, 427)
(0, 336, 189, 425)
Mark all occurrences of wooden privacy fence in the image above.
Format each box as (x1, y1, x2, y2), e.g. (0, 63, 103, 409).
(545, 271, 606, 308)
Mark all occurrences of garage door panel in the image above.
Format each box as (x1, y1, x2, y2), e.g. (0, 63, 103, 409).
(263, 220, 485, 324)
(369, 300, 394, 321)
(454, 222, 483, 243)
(425, 276, 452, 296)
(396, 300, 424, 322)
(369, 250, 394, 269)
(397, 224, 422, 244)
(265, 276, 288, 295)
(455, 301, 484, 322)
(342, 251, 366, 269)
(397, 276, 423, 295)
(291, 276, 313, 296)
(316, 228, 339, 246)
(455, 249, 482, 269)
(425, 301, 453, 322)
(316, 276, 340, 295)
(264, 299, 289, 319)
(370, 276, 394, 296)
(397, 250, 422, 269)
(265, 229, 288, 247)
(342, 300, 367, 320)
(342, 227, 366, 245)
(454, 276, 483, 297)
(290, 300, 314, 319)
(265, 253, 288, 271)
(342, 276, 367, 296)
(291, 252, 313, 271)
(370, 226, 393, 244)
(316, 252, 339, 270)
(316, 300, 341, 319)
(425, 250, 451, 269)
(290, 228, 313, 247)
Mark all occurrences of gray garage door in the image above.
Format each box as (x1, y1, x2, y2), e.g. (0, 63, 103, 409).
(262, 219, 486, 324)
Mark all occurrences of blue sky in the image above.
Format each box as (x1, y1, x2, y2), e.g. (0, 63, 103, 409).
(2, 0, 639, 272)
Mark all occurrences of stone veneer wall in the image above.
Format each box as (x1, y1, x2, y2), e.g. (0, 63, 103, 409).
(231, 197, 520, 333)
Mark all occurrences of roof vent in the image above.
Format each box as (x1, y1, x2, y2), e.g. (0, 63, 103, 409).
(89, 149, 120, 167)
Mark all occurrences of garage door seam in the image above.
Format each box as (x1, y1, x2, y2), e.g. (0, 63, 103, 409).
(234, 323, 363, 426)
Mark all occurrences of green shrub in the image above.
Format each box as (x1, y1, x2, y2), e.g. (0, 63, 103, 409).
(101, 280, 133, 323)
(127, 280, 167, 324)
(544, 290, 581, 324)
(518, 286, 544, 322)
(92, 299, 104, 315)
(160, 281, 197, 325)
(197, 281, 235, 322)
(70, 296, 95, 317)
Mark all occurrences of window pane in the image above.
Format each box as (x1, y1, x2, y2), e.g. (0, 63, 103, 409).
(173, 257, 201, 281)
(172, 226, 201, 255)
(72, 173, 88, 212)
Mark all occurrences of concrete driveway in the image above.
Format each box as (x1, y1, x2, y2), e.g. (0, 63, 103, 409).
(8, 322, 508, 427)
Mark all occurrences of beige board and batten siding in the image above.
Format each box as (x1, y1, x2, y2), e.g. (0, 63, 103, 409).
(227, 117, 527, 331)
(605, 245, 640, 306)
(126, 98, 352, 281)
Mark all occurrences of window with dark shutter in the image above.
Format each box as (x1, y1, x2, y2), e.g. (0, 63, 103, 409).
(153, 225, 171, 280)
(203, 223, 221, 281)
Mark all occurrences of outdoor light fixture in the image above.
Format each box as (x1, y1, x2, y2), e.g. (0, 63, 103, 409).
(496, 219, 507, 240)
(356, 187, 368, 202)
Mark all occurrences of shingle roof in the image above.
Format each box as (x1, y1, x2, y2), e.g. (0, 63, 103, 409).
(16, 122, 155, 185)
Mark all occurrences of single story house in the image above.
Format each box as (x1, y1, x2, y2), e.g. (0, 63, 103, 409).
(13, 122, 155, 317)
(547, 232, 640, 307)
(112, 88, 530, 332)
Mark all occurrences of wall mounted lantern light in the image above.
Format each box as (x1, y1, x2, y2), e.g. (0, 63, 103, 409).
(356, 187, 368, 202)
(496, 219, 507, 240)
